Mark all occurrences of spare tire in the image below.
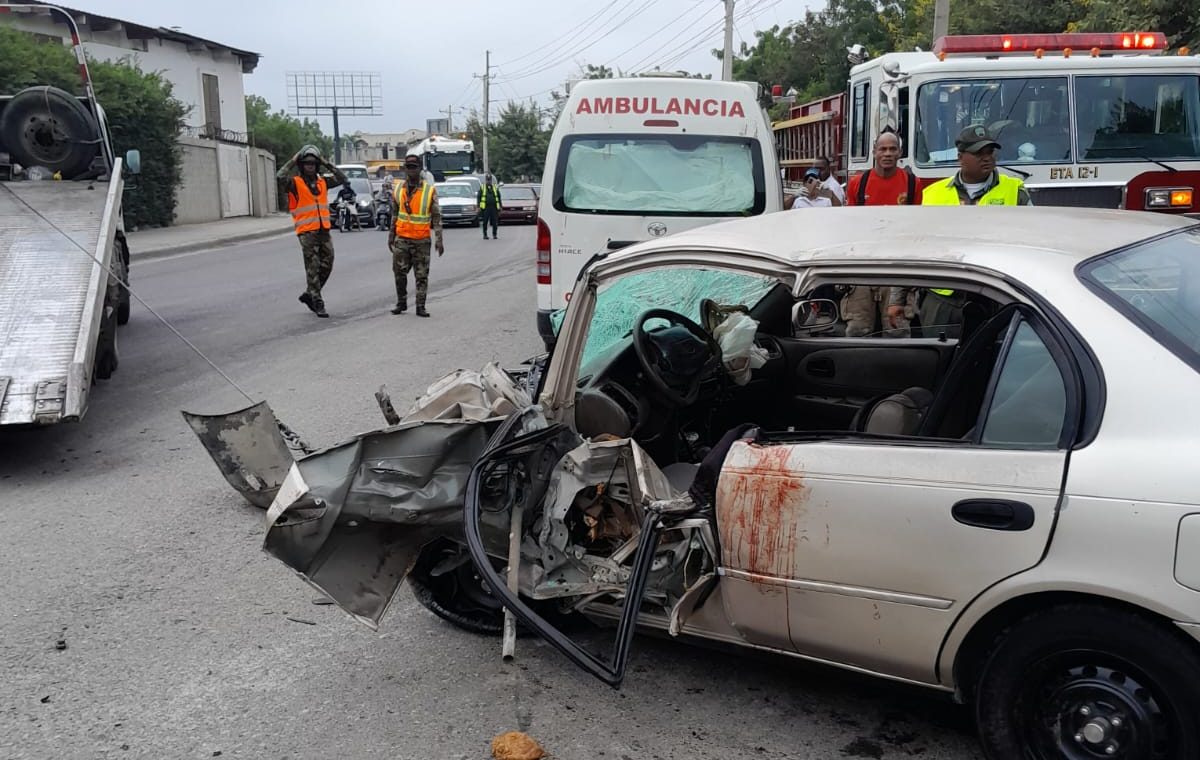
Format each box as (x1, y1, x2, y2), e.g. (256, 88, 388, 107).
(0, 86, 100, 179)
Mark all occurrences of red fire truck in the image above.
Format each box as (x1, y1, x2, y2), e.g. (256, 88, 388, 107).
(774, 32, 1200, 214)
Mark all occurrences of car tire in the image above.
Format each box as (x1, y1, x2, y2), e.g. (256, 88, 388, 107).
(94, 305, 119, 380)
(974, 603, 1200, 760)
(0, 86, 100, 179)
(408, 538, 511, 635)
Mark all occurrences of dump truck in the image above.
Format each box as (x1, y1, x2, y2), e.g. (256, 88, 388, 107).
(0, 3, 140, 425)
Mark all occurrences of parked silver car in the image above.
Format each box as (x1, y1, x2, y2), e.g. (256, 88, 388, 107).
(193, 206, 1200, 760)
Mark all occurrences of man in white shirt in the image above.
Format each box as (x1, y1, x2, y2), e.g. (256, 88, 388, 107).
(791, 158, 844, 208)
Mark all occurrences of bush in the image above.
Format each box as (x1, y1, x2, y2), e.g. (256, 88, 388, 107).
(0, 27, 186, 227)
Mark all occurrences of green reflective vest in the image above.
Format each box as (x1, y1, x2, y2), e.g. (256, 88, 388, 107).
(921, 173, 1023, 206)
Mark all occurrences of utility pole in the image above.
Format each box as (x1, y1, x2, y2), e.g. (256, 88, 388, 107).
(474, 51, 493, 176)
(440, 104, 461, 133)
(722, 0, 735, 81)
(933, 0, 949, 43)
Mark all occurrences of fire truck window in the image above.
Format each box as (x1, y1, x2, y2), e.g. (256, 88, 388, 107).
(915, 77, 1070, 166)
(851, 81, 870, 160)
(1075, 75, 1200, 161)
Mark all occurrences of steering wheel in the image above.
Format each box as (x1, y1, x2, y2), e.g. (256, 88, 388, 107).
(632, 308, 722, 407)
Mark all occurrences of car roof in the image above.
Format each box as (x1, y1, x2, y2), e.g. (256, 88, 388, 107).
(607, 207, 1198, 270)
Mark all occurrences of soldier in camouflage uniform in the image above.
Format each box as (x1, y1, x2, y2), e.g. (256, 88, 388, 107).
(388, 154, 444, 317)
(277, 145, 349, 318)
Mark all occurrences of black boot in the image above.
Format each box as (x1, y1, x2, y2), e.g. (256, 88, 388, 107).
(313, 297, 329, 318)
(299, 292, 317, 313)
(390, 301, 407, 315)
(416, 305, 430, 318)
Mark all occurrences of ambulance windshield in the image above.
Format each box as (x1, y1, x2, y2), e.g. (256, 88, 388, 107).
(555, 135, 764, 216)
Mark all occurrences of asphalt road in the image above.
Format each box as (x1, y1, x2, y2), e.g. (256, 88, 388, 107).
(0, 224, 984, 760)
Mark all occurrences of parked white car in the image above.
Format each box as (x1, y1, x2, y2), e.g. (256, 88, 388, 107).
(193, 206, 1200, 760)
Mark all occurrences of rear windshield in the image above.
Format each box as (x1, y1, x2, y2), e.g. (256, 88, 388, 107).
(1079, 227, 1200, 371)
(505, 187, 537, 201)
(437, 183, 474, 198)
(553, 134, 764, 216)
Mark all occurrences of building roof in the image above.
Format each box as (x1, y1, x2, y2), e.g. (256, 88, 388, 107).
(608, 206, 1199, 271)
(21, 1, 261, 73)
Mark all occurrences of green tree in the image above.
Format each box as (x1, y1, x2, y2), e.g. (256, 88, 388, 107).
(245, 94, 333, 165)
(0, 27, 186, 227)
(490, 101, 549, 182)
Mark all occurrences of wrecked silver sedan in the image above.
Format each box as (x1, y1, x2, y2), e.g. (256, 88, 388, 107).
(193, 207, 1200, 760)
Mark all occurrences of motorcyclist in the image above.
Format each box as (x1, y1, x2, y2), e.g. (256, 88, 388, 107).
(336, 182, 358, 230)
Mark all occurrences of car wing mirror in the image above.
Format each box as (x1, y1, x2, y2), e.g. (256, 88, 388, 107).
(124, 149, 142, 175)
(792, 298, 839, 334)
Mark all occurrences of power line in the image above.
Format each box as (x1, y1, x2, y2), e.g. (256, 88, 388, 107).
(653, 0, 779, 72)
(496, 0, 658, 83)
(493, 0, 623, 68)
(621, 5, 727, 73)
(496, 0, 635, 80)
(606, 4, 723, 71)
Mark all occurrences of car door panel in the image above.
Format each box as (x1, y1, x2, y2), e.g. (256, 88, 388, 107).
(715, 439, 1066, 683)
(773, 337, 955, 428)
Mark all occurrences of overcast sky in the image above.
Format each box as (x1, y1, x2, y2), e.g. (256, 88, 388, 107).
(66, 0, 814, 134)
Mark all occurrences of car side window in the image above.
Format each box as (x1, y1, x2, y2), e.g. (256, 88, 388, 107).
(979, 319, 1067, 448)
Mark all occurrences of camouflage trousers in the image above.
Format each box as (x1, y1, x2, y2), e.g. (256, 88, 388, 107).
(841, 286, 911, 338)
(390, 236, 431, 308)
(299, 230, 335, 299)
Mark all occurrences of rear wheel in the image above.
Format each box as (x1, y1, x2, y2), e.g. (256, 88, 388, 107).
(115, 238, 131, 325)
(975, 604, 1200, 760)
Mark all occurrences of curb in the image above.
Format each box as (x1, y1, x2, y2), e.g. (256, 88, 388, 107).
(129, 226, 293, 261)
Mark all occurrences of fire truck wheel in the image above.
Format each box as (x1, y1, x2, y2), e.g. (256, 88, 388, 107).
(0, 86, 100, 180)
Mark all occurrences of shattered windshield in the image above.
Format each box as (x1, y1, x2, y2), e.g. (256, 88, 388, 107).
(555, 267, 779, 373)
(556, 134, 764, 215)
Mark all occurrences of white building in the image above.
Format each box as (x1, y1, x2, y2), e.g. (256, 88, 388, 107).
(4, 2, 260, 138)
(346, 129, 429, 162)
(1, 2, 271, 222)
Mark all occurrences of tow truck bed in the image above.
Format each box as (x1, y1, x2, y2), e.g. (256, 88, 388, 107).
(0, 175, 121, 425)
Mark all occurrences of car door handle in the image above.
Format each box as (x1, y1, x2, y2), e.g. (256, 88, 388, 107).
(951, 499, 1036, 531)
(807, 357, 836, 378)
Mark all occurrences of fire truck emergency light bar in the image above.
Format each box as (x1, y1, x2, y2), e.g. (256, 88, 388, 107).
(934, 32, 1168, 56)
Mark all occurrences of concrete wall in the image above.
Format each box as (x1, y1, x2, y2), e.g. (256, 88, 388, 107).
(8, 14, 250, 134)
(176, 137, 273, 224)
(248, 148, 277, 218)
(176, 136, 221, 225)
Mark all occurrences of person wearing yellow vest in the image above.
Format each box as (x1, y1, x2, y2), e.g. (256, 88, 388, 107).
(276, 145, 348, 318)
(479, 174, 502, 240)
(890, 125, 1032, 336)
(921, 125, 1032, 207)
(388, 154, 444, 317)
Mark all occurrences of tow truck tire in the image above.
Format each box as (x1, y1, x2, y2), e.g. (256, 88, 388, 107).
(0, 86, 100, 180)
(116, 238, 131, 325)
(94, 307, 119, 380)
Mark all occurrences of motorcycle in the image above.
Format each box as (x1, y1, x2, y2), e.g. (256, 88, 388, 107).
(373, 190, 391, 231)
(334, 193, 361, 232)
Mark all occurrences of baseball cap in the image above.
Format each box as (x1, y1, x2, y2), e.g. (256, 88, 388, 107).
(955, 124, 1001, 154)
(803, 167, 821, 179)
(404, 154, 421, 167)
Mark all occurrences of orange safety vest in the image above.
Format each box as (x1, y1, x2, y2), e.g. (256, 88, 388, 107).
(289, 175, 330, 234)
(394, 181, 434, 240)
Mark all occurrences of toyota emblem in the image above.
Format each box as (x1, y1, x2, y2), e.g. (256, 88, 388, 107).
(647, 222, 668, 237)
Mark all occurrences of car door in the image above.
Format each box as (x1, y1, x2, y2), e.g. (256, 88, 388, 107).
(715, 306, 1081, 684)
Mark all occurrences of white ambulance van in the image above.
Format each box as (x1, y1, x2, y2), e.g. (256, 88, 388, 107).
(536, 76, 784, 348)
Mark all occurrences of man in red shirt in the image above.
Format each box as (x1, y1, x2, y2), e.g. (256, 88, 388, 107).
(840, 132, 919, 336)
(846, 132, 921, 206)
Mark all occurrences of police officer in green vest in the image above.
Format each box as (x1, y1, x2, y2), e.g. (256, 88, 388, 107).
(921, 125, 1033, 206)
(899, 124, 1032, 336)
(479, 174, 502, 239)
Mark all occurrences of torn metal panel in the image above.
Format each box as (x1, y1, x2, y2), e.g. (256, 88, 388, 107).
(262, 418, 497, 628)
(183, 401, 296, 508)
(402, 363, 531, 423)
